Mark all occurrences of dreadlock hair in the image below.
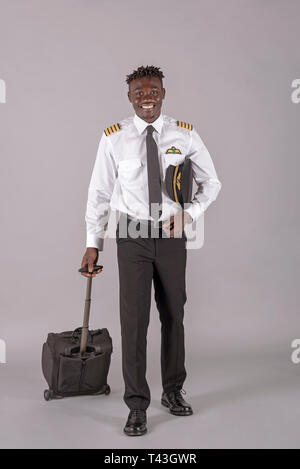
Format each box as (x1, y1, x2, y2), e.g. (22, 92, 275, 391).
(125, 65, 165, 87)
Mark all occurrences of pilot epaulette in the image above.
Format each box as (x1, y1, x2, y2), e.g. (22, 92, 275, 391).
(104, 123, 121, 136)
(177, 120, 193, 131)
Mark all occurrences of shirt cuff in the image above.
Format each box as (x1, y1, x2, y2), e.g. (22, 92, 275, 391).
(184, 203, 203, 222)
(86, 234, 104, 251)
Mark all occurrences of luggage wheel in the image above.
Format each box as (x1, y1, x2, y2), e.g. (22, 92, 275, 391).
(44, 389, 54, 401)
(44, 389, 63, 401)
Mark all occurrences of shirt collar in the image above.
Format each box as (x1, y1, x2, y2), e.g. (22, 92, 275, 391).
(133, 112, 164, 135)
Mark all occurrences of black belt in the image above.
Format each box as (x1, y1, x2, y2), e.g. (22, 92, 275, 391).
(117, 212, 186, 240)
(118, 212, 164, 228)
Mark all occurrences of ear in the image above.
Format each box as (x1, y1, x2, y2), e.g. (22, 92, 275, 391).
(162, 88, 166, 99)
(128, 90, 132, 103)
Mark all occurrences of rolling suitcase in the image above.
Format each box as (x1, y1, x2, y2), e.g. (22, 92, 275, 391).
(42, 265, 113, 401)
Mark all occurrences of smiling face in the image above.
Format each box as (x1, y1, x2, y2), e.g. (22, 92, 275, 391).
(128, 76, 166, 123)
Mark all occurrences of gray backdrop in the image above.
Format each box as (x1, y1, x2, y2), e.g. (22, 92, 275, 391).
(0, 0, 299, 449)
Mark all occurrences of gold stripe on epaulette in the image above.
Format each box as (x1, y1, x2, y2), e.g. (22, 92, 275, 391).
(177, 120, 193, 131)
(104, 122, 121, 136)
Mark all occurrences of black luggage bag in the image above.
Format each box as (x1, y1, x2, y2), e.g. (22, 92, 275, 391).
(41, 265, 113, 401)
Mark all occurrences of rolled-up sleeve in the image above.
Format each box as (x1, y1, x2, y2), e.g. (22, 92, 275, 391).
(85, 134, 117, 251)
(184, 128, 222, 222)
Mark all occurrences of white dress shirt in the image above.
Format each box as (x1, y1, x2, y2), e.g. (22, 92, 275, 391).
(85, 112, 221, 251)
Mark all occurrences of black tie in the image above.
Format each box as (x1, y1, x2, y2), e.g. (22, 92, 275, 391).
(146, 125, 162, 221)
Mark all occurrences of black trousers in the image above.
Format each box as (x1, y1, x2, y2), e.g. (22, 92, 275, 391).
(116, 213, 187, 410)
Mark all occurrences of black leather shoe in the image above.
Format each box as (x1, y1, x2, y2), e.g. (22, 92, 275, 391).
(161, 388, 193, 416)
(123, 409, 147, 436)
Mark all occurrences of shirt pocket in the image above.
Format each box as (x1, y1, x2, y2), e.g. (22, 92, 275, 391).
(161, 153, 186, 178)
(118, 158, 144, 188)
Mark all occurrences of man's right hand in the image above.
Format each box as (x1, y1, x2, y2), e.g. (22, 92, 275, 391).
(80, 247, 103, 278)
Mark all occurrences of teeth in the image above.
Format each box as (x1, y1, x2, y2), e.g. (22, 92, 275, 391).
(142, 104, 154, 109)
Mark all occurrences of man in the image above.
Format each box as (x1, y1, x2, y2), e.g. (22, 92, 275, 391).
(80, 65, 221, 436)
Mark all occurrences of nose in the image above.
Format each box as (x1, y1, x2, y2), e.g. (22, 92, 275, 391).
(140, 90, 155, 101)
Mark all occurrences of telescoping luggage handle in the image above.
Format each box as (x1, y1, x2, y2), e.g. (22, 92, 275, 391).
(77, 265, 103, 356)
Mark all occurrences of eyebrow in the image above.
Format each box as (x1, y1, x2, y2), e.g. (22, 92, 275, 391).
(133, 86, 159, 91)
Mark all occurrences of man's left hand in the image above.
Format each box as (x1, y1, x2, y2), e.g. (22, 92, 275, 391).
(162, 211, 192, 238)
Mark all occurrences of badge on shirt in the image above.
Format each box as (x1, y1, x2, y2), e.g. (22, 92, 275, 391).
(166, 146, 182, 154)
